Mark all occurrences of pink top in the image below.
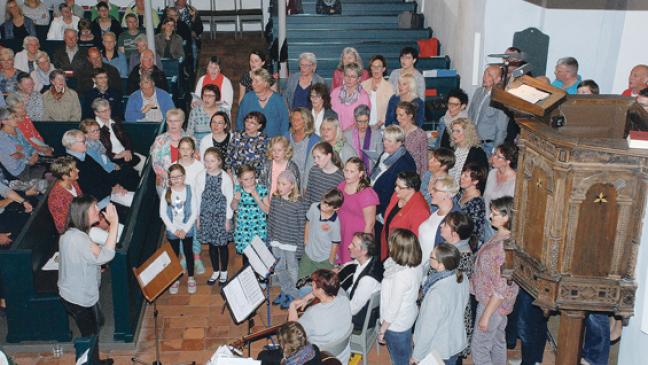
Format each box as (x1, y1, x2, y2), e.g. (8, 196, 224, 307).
(330, 86, 371, 131)
(336, 181, 379, 264)
(332, 68, 370, 90)
(269, 160, 287, 199)
(470, 231, 519, 315)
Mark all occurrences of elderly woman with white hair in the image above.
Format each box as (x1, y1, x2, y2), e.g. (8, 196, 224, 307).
(42, 69, 82, 121)
(384, 73, 426, 127)
(14, 36, 41, 74)
(0, 48, 25, 96)
(15, 73, 44, 121)
(5, 92, 51, 155)
(551, 56, 582, 94)
(283, 52, 325, 109)
(30, 51, 55, 93)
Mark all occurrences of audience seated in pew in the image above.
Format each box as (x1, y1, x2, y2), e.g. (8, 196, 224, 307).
(90, 1, 122, 41)
(101, 32, 129, 79)
(47, 155, 84, 234)
(31, 51, 55, 93)
(77, 19, 100, 49)
(91, 98, 146, 173)
(89, 0, 121, 22)
(622, 64, 648, 97)
(62, 129, 134, 210)
(14, 36, 41, 74)
(22, 0, 51, 30)
(155, 18, 185, 61)
(127, 49, 169, 94)
(42, 69, 82, 121)
(47, 2, 81, 41)
(125, 74, 175, 123)
(15, 73, 44, 121)
(82, 68, 124, 121)
(79, 119, 120, 174)
(53, 0, 85, 19)
(51, 29, 87, 74)
(76, 47, 123, 96)
(0, 0, 37, 49)
(127, 34, 164, 74)
(0, 48, 28, 96)
(119, 14, 144, 66)
(5, 92, 52, 155)
(0, 108, 48, 194)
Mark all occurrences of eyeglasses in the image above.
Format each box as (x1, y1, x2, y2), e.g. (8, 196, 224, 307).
(169, 175, 184, 180)
(203, 93, 217, 99)
(310, 94, 322, 100)
(394, 184, 410, 190)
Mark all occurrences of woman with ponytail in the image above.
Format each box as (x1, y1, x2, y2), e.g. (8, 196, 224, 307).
(412, 243, 469, 365)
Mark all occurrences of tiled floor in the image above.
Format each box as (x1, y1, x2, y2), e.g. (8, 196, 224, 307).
(7, 245, 558, 365)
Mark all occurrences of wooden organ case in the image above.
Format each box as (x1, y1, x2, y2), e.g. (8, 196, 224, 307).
(492, 77, 645, 364)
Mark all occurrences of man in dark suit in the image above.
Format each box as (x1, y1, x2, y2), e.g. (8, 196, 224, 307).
(76, 47, 123, 95)
(127, 49, 169, 94)
(51, 29, 87, 74)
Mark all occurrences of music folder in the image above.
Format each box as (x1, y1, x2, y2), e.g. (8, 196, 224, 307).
(243, 236, 276, 277)
(221, 266, 266, 324)
(132, 242, 183, 302)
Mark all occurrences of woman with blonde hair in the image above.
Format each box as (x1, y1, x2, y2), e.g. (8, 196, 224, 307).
(448, 117, 488, 184)
(236, 68, 289, 138)
(287, 107, 320, 187)
(332, 47, 369, 89)
(378, 228, 423, 365)
(1, 0, 36, 44)
(304, 117, 356, 181)
(258, 321, 324, 365)
(261, 135, 301, 195)
(385, 73, 426, 127)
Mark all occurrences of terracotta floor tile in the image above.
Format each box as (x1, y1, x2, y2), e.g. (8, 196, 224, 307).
(183, 327, 205, 340)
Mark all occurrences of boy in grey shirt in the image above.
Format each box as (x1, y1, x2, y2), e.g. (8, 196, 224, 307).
(298, 189, 343, 279)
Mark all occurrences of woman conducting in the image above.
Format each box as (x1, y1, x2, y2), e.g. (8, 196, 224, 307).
(58, 197, 120, 365)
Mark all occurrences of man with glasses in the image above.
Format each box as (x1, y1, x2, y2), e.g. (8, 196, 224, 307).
(82, 68, 123, 120)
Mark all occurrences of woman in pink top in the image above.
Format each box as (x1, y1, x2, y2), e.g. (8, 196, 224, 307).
(336, 157, 378, 264)
(330, 62, 371, 131)
(470, 196, 519, 365)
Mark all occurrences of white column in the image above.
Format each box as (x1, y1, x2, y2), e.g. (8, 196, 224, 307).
(145, 0, 157, 55)
(278, 0, 287, 79)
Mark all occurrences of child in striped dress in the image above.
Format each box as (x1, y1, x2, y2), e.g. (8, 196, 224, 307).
(267, 170, 306, 309)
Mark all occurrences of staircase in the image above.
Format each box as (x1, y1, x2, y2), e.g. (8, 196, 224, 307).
(272, 0, 460, 130)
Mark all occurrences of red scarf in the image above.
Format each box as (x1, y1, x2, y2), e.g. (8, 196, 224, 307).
(201, 73, 224, 93)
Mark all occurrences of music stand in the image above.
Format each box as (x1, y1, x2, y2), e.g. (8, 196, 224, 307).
(221, 265, 267, 357)
(131, 242, 184, 365)
(242, 236, 277, 330)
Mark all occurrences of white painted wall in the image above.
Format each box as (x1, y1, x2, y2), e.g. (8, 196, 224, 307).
(418, 0, 645, 95)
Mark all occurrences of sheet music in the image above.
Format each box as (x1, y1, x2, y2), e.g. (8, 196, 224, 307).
(243, 236, 276, 277)
(508, 84, 550, 104)
(42, 252, 60, 271)
(222, 266, 265, 323)
(138, 251, 172, 287)
(75, 349, 89, 365)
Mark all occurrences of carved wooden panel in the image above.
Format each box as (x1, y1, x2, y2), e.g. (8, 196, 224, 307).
(571, 184, 618, 277)
(523, 166, 549, 262)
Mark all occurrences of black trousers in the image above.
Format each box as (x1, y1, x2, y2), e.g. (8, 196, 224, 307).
(169, 237, 194, 276)
(208, 245, 229, 272)
(61, 298, 103, 363)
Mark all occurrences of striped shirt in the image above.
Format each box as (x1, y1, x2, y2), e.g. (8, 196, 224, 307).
(267, 196, 307, 257)
(303, 166, 344, 208)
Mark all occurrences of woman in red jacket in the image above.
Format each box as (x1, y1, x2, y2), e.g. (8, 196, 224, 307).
(380, 170, 430, 261)
(48, 156, 83, 234)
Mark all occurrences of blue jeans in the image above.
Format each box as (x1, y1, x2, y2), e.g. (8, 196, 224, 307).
(444, 354, 458, 365)
(481, 141, 495, 159)
(384, 328, 413, 365)
(582, 313, 610, 365)
(506, 289, 548, 365)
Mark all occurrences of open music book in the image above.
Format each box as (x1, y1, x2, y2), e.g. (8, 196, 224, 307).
(222, 266, 266, 324)
(243, 236, 276, 277)
(507, 84, 550, 104)
(207, 345, 260, 365)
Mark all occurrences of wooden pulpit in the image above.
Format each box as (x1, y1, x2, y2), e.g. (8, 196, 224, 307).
(493, 77, 645, 365)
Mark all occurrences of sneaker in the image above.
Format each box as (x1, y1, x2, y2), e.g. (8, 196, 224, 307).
(188, 278, 197, 294)
(194, 257, 206, 275)
(169, 280, 180, 295)
(207, 272, 219, 286)
(272, 292, 286, 305)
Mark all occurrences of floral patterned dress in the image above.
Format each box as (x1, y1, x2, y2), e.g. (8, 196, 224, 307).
(226, 132, 267, 176)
